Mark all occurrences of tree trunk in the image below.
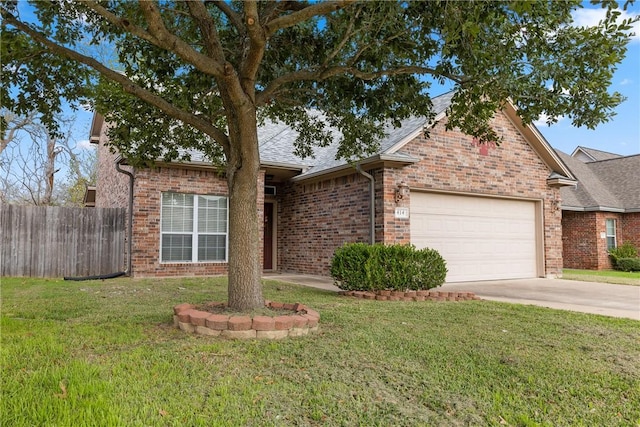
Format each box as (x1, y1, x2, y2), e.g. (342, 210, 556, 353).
(225, 106, 264, 310)
(43, 135, 56, 206)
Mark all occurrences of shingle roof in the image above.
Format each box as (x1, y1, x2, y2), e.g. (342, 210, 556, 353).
(260, 91, 455, 177)
(557, 149, 640, 211)
(182, 91, 455, 175)
(571, 146, 622, 162)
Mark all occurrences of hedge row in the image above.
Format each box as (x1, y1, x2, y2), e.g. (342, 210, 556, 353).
(609, 242, 640, 272)
(330, 243, 447, 291)
(614, 258, 640, 272)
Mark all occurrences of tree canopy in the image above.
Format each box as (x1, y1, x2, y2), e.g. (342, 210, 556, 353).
(1, 0, 636, 309)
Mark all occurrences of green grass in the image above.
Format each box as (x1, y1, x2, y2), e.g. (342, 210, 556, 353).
(2, 276, 639, 426)
(563, 269, 640, 286)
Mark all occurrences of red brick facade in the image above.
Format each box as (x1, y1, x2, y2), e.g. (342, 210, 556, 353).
(277, 174, 372, 274)
(562, 211, 640, 270)
(94, 122, 131, 209)
(275, 112, 563, 277)
(621, 213, 640, 249)
(95, 109, 564, 279)
(388, 114, 563, 277)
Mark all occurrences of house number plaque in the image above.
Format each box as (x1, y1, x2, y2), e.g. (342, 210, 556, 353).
(395, 207, 409, 219)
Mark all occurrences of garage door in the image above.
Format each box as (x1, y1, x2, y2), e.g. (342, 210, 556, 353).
(410, 192, 538, 282)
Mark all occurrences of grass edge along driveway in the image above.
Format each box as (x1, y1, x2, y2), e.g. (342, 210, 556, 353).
(563, 268, 640, 286)
(1, 276, 639, 426)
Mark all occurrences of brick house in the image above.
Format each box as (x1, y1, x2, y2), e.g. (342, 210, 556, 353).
(91, 92, 576, 282)
(556, 147, 640, 270)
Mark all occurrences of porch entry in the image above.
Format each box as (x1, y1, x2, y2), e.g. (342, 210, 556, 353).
(263, 202, 275, 270)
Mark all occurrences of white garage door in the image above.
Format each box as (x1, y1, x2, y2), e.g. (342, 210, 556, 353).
(410, 192, 538, 282)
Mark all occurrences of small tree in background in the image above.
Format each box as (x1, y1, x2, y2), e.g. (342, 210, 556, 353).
(0, 111, 95, 206)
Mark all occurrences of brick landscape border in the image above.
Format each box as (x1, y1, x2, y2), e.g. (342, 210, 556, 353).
(173, 301, 320, 339)
(339, 290, 480, 301)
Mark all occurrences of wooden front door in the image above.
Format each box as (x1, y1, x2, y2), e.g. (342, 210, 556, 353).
(263, 202, 273, 270)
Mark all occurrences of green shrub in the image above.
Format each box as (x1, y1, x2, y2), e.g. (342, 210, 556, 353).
(609, 242, 638, 260)
(614, 257, 640, 272)
(609, 242, 639, 269)
(330, 243, 447, 291)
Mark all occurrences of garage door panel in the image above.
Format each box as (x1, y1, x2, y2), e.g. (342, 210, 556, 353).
(410, 193, 538, 282)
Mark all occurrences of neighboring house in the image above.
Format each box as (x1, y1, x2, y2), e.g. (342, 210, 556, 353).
(91, 92, 576, 282)
(556, 147, 640, 270)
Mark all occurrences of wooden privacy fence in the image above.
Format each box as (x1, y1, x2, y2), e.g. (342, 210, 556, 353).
(1, 205, 126, 278)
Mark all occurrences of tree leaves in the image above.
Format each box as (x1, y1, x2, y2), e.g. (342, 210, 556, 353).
(1, 0, 636, 157)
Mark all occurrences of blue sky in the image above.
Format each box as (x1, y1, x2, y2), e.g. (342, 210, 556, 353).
(66, 2, 639, 158)
(537, 3, 640, 156)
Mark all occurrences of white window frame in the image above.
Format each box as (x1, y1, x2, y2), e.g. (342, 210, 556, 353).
(605, 218, 617, 251)
(160, 192, 228, 263)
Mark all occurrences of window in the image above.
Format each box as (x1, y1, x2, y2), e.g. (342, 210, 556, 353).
(605, 218, 617, 251)
(161, 193, 227, 262)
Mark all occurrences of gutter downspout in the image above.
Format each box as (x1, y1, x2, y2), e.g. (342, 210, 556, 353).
(356, 163, 375, 244)
(115, 159, 134, 276)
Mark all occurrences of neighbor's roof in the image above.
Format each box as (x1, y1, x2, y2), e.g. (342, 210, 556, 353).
(570, 146, 622, 162)
(557, 149, 640, 212)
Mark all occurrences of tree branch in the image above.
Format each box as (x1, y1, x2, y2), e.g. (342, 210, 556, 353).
(321, 5, 361, 68)
(240, 1, 266, 99)
(79, 0, 226, 78)
(256, 65, 466, 105)
(1, 112, 38, 155)
(184, 0, 226, 62)
(1, 9, 230, 148)
(209, 0, 244, 34)
(264, 0, 357, 36)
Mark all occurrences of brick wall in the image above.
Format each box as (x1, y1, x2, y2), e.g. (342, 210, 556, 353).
(94, 122, 131, 209)
(277, 111, 563, 278)
(94, 122, 131, 272)
(376, 167, 411, 244)
(595, 212, 619, 269)
(277, 174, 371, 275)
(562, 211, 599, 269)
(620, 212, 640, 250)
(129, 166, 265, 277)
(385, 113, 563, 277)
(96, 108, 566, 278)
(561, 211, 638, 270)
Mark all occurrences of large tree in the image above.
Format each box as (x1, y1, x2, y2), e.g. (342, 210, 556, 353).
(1, 0, 635, 309)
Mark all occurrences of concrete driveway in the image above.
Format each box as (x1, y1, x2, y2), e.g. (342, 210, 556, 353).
(442, 278, 639, 320)
(266, 273, 639, 320)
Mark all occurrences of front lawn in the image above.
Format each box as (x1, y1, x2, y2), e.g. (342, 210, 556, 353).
(563, 268, 640, 286)
(1, 276, 639, 426)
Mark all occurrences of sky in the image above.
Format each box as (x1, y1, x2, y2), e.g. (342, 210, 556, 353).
(536, 3, 640, 157)
(16, 1, 640, 160)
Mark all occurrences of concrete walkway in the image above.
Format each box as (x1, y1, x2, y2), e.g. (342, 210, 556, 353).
(263, 273, 639, 320)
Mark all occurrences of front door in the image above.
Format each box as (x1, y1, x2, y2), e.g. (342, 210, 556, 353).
(263, 202, 274, 270)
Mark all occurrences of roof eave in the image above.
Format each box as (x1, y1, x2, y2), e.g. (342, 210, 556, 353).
(560, 205, 626, 213)
(89, 112, 104, 144)
(504, 101, 576, 181)
(547, 177, 577, 187)
(291, 153, 419, 183)
(259, 160, 307, 173)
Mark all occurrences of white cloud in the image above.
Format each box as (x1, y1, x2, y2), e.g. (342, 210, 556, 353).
(620, 78, 632, 85)
(571, 7, 640, 42)
(534, 113, 565, 127)
(76, 140, 94, 150)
